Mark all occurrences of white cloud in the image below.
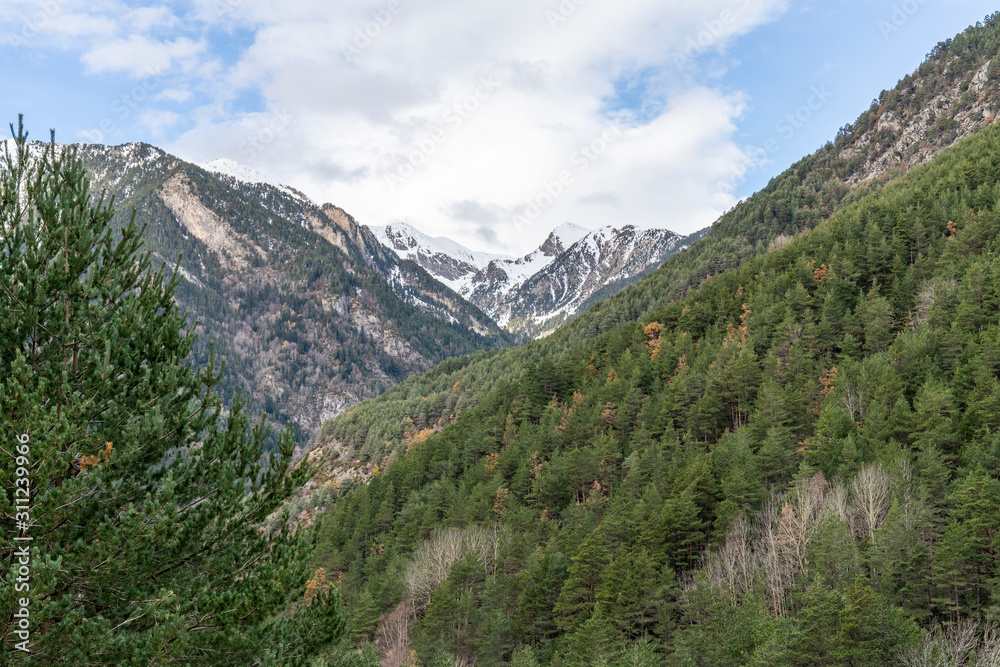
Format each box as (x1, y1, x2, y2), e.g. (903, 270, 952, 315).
(0, 1, 183, 49)
(138, 108, 181, 136)
(164, 0, 790, 252)
(82, 35, 204, 78)
(155, 88, 193, 103)
(10, 0, 788, 253)
(127, 5, 178, 32)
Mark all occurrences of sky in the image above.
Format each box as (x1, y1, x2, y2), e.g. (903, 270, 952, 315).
(2, 0, 998, 254)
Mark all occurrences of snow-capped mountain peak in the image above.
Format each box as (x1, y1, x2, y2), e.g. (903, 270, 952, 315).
(540, 222, 591, 257)
(370, 223, 511, 294)
(369, 220, 702, 336)
(372, 223, 508, 269)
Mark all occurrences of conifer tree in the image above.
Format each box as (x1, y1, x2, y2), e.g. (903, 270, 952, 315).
(0, 121, 343, 662)
(559, 604, 615, 667)
(510, 645, 541, 667)
(350, 588, 380, 646)
(554, 530, 610, 632)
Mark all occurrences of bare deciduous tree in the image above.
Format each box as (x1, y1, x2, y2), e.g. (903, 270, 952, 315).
(463, 523, 503, 576)
(900, 617, 991, 667)
(376, 601, 416, 667)
(780, 473, 828, 575)
(698, 467, 905, 620)
(705, 514, 754, 604)
(850, 463, 891, 542)
(404, 528, 466, 607)
(404, 525, 503, 607)
(977, 623, 1000, 667)
(757, 499, 792, 617)
(839, 375, 867, 421)
(825, 480, 850, 522)
(914, 277, 958, 326)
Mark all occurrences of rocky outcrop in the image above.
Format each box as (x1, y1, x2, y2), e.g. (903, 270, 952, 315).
(839, 59, 1000, 184)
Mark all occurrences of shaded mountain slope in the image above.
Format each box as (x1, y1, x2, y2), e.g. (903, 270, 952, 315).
(71, 144, 512, 440)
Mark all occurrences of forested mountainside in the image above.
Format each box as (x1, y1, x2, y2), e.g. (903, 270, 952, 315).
(314, 14, 1000, 469)
(313, 98, 1000, 667)
(373, 222, 699, 339)
(70, 145, 511, 440)
(302, 14, 1000, 666)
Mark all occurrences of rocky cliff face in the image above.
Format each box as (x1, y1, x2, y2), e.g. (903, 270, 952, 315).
(836, 51, 1000, 185)
(70, 145, 511, 441)
(371, 221, 698, 337)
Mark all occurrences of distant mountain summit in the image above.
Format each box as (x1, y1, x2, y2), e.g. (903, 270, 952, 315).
(539, 222, 591, 256)
(371, 220, 700, 336)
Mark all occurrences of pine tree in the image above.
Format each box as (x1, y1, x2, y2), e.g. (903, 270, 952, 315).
(559, 604, 616, 667)
(596, 547, 662, 639)
(418, 577, 460, 655)
(830, 578, 919, 665)
(554, 530, 611, 632)
(0, 121, 343, 662)
(517, 548, 570, 646)
(350, 588, 380, 646)
(948, 467, 1000, 607)
(511, 645, 541, 667)
(789, 577, 844, 666)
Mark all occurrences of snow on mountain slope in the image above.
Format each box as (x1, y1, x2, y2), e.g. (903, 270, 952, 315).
(483, 224, 687, 330)
(200, 158, 308, 201)
(370, 221, 600, 300)
(370, 222, 510, 293)
(370, 220, 694, 336)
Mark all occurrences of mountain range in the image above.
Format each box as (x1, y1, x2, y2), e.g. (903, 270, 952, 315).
(372, 221, 704, 337)
(44, 141, 694, 442)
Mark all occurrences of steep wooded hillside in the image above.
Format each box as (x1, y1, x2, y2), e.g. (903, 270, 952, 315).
(305, 14, 1000, 666)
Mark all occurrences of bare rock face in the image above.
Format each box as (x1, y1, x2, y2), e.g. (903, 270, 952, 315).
(160, 173, 258, 268)
(839, 60, 1000, 185)
(538, 230, 568, 257)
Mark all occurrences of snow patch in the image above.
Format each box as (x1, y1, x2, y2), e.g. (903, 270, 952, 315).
(200, 158, 306, 201)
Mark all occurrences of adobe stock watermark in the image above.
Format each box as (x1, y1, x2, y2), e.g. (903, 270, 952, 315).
(79, 69, 165, 144)
(383, 76, 503, 191)
(673, 0, 754, 69)
(776, 85, 833, 139)
(4, 0, 70, 50)
(546, 0, 588, 30)
(341, 0, 404, 63)
(238, 108, 295, 162)
(209, 0, 243, 19)
(878, 0, 930, 39)
(729, 84, 833, 190)
(10, 432, 33, 653)
(511, 124, 621, 227)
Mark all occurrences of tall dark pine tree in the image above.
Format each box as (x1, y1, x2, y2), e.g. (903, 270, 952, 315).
(0, 120, 343, 663)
